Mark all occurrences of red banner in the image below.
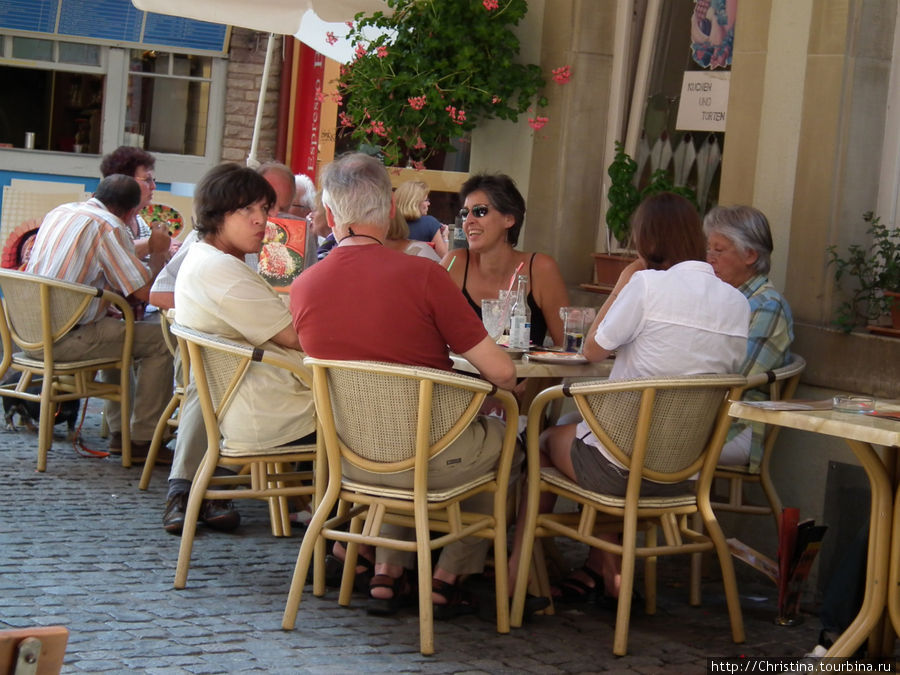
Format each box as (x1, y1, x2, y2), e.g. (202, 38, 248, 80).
(290, 43, 326, 183)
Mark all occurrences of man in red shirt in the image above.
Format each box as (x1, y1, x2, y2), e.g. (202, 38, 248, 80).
(290, 152, 515, 618)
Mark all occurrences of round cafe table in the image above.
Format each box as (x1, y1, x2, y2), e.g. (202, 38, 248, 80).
(450, 351, 613, 413)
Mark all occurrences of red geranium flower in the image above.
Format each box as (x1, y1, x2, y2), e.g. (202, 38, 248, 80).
(552, 65, 572, 84)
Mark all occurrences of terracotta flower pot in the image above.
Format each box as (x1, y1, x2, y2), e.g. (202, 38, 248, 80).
(592, 253, 636, 287)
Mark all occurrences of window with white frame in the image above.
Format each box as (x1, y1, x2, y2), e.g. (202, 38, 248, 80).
(0, 35, 218, 158)
(126, 49, 212, 156)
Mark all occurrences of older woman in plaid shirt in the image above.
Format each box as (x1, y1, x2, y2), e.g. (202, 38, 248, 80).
(704, 205, 794, 469)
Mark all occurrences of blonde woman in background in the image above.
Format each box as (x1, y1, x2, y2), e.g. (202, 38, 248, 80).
(394, 180, 448, 257)
(385, 208, 442, 262)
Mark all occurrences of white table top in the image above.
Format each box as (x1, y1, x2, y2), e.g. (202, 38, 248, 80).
(728, 401, 900, 448)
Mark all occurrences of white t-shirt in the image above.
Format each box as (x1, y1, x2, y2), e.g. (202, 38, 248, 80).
(577, 260, 750, 468)
(152, 230, 258, 294)
(175, 242, 315, 450)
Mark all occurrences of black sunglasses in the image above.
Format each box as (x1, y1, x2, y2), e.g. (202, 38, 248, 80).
(458, 204, 490, 219)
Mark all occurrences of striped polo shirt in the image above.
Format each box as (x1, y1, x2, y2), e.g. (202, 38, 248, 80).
(26, 198, 151, 324)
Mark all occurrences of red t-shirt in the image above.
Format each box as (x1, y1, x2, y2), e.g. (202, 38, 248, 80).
(290, 244, 486, 371)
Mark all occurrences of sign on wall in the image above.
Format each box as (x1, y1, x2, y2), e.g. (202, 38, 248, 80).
(675, 70, 730, 132)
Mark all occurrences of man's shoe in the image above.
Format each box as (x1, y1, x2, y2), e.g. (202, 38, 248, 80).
(108, 433, 173, 464)
(163, 493, 189, 535)
(200, 500, 240, 532)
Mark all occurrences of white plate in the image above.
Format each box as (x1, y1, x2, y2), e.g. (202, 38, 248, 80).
(526, 351, 588, 364)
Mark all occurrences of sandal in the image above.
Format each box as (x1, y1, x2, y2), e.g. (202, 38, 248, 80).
(551, 564, 605, 604)
(367, 571, 414, 616)
(432, 578, 479, 620)
(306, 551, 375, 592)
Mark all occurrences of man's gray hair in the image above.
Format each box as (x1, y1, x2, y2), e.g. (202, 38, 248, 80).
(320, 153, 392, 230)
(703, 205, 774, 275)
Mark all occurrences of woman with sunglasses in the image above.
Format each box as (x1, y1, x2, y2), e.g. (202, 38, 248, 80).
(444, 173, 569, 347)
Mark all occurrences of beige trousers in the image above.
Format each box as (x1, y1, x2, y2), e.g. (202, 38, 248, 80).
(41, 317, 173, 441)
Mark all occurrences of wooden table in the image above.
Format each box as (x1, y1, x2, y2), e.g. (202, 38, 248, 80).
(728, 401, 900, 658)
(451, 352, 613, 413)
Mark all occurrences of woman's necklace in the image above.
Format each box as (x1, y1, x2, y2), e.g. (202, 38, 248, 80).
(338, 227, 383, 245)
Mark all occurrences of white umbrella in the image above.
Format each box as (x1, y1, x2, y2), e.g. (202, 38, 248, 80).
(132, 0, 390, 164)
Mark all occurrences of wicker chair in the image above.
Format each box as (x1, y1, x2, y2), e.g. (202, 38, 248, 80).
(282, 358, 520, 656)
(169, 324, 319, 589)
(710, 354, 806, 530)
(0, 269, 135, 471)
(510, 373, 752, 656)
(138, 310, 185, 490)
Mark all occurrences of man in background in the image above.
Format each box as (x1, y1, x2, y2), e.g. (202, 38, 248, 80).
(26, 175, 173, 460)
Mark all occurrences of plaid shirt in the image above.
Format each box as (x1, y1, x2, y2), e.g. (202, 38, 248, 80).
(729, 274, 794, 471)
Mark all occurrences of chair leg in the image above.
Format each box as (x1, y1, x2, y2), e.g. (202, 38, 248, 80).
(532, 540, 554, 615)
(689, 512, 703, 607)
(36, 384, 55, 472)
(118, 369, 132, 468)
(414, 500, 435, 656)
(339, 515, 365, 607)
(492, 512, 510, 635)
(173, 453, 216, 589)
(644, 525, 657, 615)
(139, 393, 179, 490)
(273, 462, 293, 537)
(282, 490, 336, 630)
(613, 511, 639, 656)
(264, 463, 285, 537)
(510, 494, 541, 628)
(703, 511, 746, 644)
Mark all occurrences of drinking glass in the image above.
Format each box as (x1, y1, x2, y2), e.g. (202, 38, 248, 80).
(481, 299, 505, 341)
(559, 306, 597, 353)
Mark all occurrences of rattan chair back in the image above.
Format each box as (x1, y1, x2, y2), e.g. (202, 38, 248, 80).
(307, 358, 493, 473)
(569, 373, 747, 482)
(0, 269, 99, 352)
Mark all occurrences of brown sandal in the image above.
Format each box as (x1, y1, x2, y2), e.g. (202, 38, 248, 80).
(367, 571, 413, 616)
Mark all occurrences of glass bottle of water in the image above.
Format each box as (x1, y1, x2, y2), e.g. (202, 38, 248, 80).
(508, 274, 531, 349)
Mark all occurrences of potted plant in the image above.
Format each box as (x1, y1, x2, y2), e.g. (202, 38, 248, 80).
(594, 142, 698, 286)
(827, 211, 900, 333)
(334, 0, 571, 168)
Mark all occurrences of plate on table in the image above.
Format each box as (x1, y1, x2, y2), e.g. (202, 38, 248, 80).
(526, 351, 588, 364)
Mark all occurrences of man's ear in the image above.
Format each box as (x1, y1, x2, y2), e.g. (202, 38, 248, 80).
(325, 205, 336, 230)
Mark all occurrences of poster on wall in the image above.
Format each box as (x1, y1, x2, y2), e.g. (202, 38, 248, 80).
(690, 0, 737, 70)
(258, 216, 308, 292)
(675, 71, 730, 132)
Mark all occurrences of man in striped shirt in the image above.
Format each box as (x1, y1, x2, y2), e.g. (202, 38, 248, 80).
(26, 174, 173, 459)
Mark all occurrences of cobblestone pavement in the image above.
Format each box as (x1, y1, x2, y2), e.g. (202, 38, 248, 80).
(1, 401, 824, 674)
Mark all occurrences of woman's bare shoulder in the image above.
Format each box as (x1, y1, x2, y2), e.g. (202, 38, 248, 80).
(527, 250, 564, 277)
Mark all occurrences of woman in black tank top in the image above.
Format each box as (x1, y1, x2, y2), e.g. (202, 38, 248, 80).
(443, 173, 569, 347)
